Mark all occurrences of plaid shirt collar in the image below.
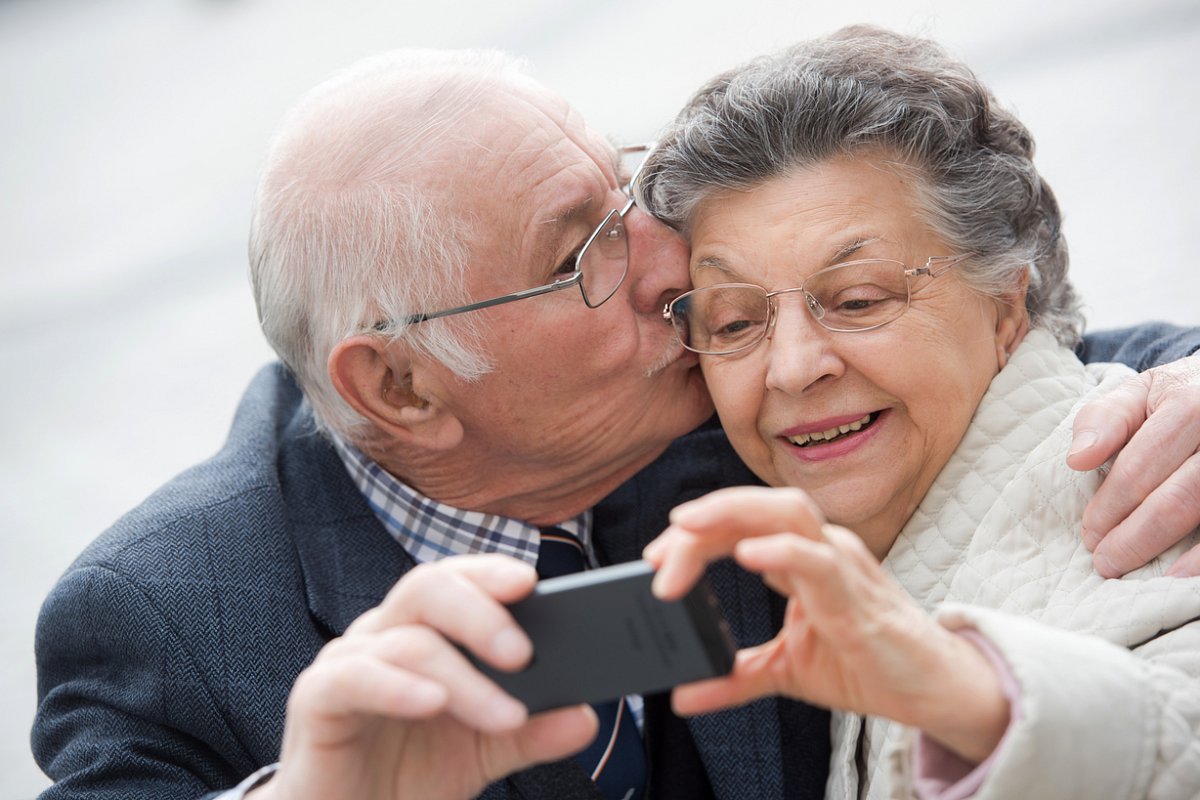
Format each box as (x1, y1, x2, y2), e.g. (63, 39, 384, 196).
(330, 434, 593, 568)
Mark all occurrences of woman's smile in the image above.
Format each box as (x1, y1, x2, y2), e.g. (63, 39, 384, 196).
(779, 410, 884, 461)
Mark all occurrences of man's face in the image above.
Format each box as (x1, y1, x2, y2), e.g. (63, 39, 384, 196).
(416, 85, 713, 522)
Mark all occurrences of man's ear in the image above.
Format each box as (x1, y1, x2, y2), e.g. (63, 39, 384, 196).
(994, 268, 1031, 367)
(328, 335, 464, 451)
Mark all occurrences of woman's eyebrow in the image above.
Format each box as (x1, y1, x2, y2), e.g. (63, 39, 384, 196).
(826, 237, 877, 265)
(693, 256, 742, 280)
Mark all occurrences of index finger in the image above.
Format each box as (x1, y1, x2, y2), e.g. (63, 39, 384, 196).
(647, 487, 825, 600)
(1082, 394, 1200, 548)
(350, 555, 538, 671)
(1067, 373, 1149, 472)
(669, 486, 826, 533)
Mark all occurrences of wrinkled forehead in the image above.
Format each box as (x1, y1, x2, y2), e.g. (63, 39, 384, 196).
(443, 84, 618, 193)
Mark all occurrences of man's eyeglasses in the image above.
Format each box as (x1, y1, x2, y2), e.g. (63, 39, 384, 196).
(662, 254, 973, 356)
(382, 143, 655, 327)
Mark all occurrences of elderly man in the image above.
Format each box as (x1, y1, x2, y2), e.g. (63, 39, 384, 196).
(33, 50, 1200, 800)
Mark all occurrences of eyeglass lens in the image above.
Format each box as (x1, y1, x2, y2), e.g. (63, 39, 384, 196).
(671, 260, 914, 353)
(573, 144, 655, 308)
(579, 209, 629, 307)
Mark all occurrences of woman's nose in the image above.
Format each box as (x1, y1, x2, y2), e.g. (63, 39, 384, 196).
(763, 299, 845, 394)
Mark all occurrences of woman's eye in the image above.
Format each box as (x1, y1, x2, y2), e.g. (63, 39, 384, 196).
(837, 297, 879, 311)
(716, 319, 757, 337)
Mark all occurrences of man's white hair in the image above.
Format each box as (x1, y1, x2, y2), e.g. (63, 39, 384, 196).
(249, 49, 533, 441)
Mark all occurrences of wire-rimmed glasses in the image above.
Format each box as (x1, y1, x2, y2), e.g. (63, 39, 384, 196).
(383, 143, 655, 327)
(662, 254, 973, 355)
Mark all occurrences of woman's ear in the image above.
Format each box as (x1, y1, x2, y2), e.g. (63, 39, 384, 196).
(327, 335, 464, 451)
(994, 268, 1030, 367)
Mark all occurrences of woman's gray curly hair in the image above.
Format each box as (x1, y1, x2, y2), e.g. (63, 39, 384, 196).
(638, 25, 1083, 346)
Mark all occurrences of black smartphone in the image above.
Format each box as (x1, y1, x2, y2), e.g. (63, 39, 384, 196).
(472, 559, 737, 713)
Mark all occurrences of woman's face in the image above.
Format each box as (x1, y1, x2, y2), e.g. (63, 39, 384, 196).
(689, 155, 1026, 557)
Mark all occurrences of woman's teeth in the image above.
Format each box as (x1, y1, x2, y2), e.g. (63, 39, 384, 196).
(786, 413, 873, 447)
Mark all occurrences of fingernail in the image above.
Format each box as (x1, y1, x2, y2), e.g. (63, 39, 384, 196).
(642, 537, 664, 560)
(409, 680, 448, 708)
(668, 506, 698, 525)
(487, 694, 527, 728)
(1081, 526, 1099, 552)
(669, 496, 711, 524)
(652, 560, 683, 599)
(491, 560, 535, 586)
(1095, 551, 1121, 578)
(1068, 429, 1099, 457)
(651, 568, 670, 598)
(491, 628, 530, 665)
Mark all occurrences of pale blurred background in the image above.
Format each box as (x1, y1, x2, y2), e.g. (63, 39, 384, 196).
(2, 0, 1197, 795)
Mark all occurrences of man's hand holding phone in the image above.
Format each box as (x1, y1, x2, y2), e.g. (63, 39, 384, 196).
(251, 555, 597, 800)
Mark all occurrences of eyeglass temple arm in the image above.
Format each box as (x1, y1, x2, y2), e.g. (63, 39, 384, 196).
(387, 271, 584, 327)
(387, 145, 652, 330)
(908, 253, 975, 279)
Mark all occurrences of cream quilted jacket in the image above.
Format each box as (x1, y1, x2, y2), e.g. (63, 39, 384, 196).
(825, 330, 1200, 800)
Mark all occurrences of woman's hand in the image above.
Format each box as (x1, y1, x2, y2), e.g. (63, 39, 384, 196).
(645, 486, 1009, 764)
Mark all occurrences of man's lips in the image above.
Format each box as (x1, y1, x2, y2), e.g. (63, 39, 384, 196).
(647, 337, 696, 376)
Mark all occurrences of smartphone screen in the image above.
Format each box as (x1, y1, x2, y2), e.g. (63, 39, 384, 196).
(472, 559, 737, 713)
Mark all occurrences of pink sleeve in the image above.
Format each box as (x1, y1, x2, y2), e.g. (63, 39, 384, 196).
(912, 629, 1023, 800)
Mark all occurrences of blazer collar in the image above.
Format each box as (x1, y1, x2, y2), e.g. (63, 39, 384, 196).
(279, 412, 416, 636)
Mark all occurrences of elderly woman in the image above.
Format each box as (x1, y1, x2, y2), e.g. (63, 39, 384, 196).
(639, 26, 1200, 799)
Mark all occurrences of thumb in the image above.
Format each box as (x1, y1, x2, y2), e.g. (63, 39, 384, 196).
(485, 706, 597, 781)
(1067, 373, 1150, 471)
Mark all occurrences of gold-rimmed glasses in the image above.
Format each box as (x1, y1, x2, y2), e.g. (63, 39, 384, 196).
(662, 254, 973, 355)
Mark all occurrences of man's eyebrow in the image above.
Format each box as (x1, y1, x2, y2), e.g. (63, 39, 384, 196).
(532, 196, 597, 257)
(539, 197, 595, 227)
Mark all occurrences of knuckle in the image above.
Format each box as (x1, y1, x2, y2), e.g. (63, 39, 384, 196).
(824, 524, 867, 555)
(290, 657, 351, 706)
(382, 624, 448, 664)
(1157, 475, 1200, 521)
(401, 561, 440, 589)
(1176, 383, 1200, 409)
(1106, 465, 1161, 509)
(1150, 370, 1200, 404)
(386, 561, 452, 605)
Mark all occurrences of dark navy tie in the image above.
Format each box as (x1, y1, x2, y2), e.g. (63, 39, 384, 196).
(537, 529, 647, 800)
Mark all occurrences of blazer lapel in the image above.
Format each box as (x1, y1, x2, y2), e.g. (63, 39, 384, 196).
(279, 416, 416, 636)
(686, 558, 785, 800)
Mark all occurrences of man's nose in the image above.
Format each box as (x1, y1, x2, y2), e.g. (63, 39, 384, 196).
(621, 205, 692, 316)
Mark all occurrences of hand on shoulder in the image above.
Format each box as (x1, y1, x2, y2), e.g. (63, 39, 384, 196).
(1068, 353, 1200, 576)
